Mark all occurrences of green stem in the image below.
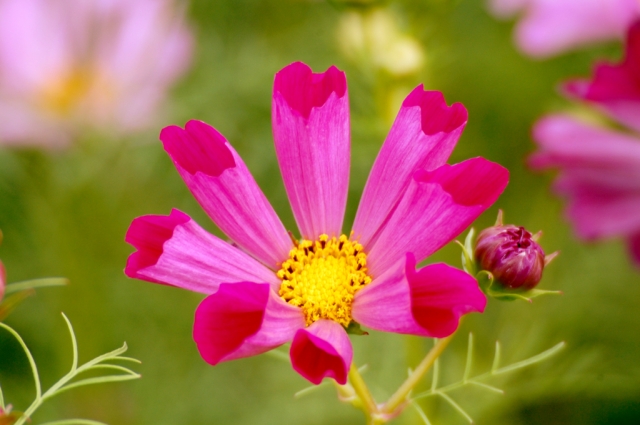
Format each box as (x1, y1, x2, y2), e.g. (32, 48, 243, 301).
(349, 363, 378, 418)
(381, 334, 456, 415)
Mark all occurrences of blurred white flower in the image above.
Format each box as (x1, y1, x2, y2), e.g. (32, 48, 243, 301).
(0, 0, 193, 147)
(337, 8, 424, 77)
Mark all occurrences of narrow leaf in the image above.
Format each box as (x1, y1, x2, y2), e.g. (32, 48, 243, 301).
(437, 392, 473, 423)
(463, 333, 474, 382)
(61, 313, 78, 372)
(49, 375, 141, 399)
(411, 401, 432, 425)
(4, 278, 68, 295)
(494, 342, 565, 375)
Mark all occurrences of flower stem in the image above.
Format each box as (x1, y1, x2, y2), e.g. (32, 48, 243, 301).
(348, 363, 379, 415)
(381, 334, 456, 415)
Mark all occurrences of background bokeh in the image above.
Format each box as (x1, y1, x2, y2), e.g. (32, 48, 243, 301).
(1, 0, 639, 424)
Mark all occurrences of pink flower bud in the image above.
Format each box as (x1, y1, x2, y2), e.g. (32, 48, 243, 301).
(475, 224, 546, 290)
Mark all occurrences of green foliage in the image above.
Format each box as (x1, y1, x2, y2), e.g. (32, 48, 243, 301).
(0, 314, 140, 425)
(410, 334, 565, 424)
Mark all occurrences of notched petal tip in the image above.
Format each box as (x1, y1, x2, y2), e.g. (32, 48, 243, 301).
(274, 62, 347, 119)
(402, 86, 468, 136)
(414, 157, 509, 207)
(124, 209, 190, 278)
(290, 320, 352, 385)
(193, 282, 270, 365)
(160, 120, 235, 177)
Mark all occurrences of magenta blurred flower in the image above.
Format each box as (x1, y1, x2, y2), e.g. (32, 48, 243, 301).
(475, 224, 546, 290)
(124, 62, 509, 385)
(488, 0, 640, 58)
(0, 0, 192, 148)
(0, 260, 5, 302)
(531, 116, 640, 265)
(564, 20, 640, 132)
(531, 21, 640, 265)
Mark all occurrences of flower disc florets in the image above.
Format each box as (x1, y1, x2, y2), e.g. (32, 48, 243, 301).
(277, 234, 372, 327)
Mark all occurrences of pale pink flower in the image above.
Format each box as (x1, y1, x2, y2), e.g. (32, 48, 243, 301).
(125, 62, 509, 384)
(0, 0, 192, 148)
(488, 0, 640, 58)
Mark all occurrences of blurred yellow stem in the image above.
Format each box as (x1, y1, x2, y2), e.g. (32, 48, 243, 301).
(381, 334, 456, 415)
(348, 363, 384, 424)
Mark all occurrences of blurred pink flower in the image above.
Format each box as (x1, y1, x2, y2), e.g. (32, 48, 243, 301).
(488, 0, 640, 58)
(0, 0, 193, 148)
(125, 62, 509, 385)
(531, 116, 640, 265)
(564, 20, 640, 132)
(531, 21, 640, 265)
(0, 260, 5, 302)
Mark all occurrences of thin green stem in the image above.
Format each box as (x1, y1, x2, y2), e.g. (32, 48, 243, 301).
(4, 278, 68, 295)
(382, 334, 455, 415)
(348, 363, 379, 419)
(0, 322, 41, 399)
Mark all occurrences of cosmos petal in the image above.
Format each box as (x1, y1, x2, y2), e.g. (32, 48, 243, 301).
(272, 62, 350, 240)
(353, 87, 468, 249)
(290, 319, 353, 385)
(353, 254, 485, 338)
(366, 158, 509, 277)
(161, 120, 293, 269)
(125, 209, 280, 293)
(194, 282, 305, 365)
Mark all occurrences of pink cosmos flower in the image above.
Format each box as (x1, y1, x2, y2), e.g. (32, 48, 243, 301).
(531, 21, 640, 266)
(530, 116, 640, 266)
(488, 0, 640, 58)
(125, 62, 509, 385)
(0, 0, 192, 148)
(564, 20, 640, 133)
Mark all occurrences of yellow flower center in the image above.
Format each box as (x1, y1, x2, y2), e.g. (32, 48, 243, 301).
(38, 67, 113, 117)
(278, 234, 372, 327)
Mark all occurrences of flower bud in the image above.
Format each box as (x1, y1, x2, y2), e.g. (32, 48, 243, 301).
(0, 260, 5, 302)
(475, 224, 547, 290)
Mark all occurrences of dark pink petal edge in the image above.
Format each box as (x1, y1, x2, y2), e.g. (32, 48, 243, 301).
(274, 61, 347, 119)
(161, 120, 293, 268)
(365, 157, 509, 277)
(353, 254, 485, 338)
(290, 319, 353, 385)
(194, 282, 304, 365)
(125, 209, 279, 293)
(125, 209, 190, 282)
(353, 87, 468, 249)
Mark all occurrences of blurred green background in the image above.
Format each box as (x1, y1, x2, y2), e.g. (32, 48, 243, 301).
(1, 0, 639, 424)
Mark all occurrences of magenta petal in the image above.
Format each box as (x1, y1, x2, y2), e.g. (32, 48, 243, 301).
(161, 120, 292, 269)
(290, 319, 353, 385)
(353, 88, 468, 248)
(353, 255, 485, 338)
(272, 62, 350, 239)
(366, 158, 509, 277)
(194, 282, 305, 365)
(562, 21, 640, 132)
(0, 260, 5, 301)
(530, 115, 640, 181)
(125, 209, 279, 293)
(629, 233, 640, 266)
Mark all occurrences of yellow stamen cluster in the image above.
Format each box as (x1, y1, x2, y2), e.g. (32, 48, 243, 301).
(278, 234, 372, 327)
